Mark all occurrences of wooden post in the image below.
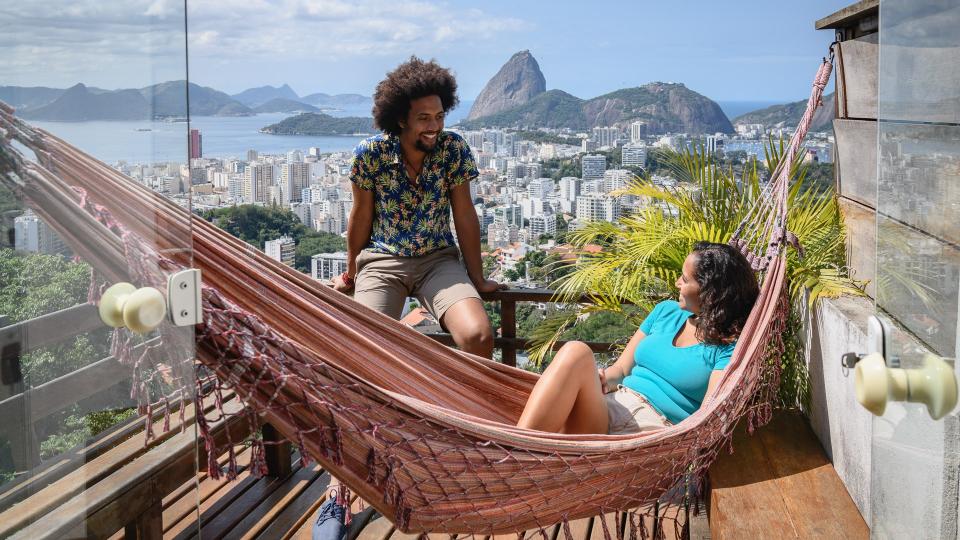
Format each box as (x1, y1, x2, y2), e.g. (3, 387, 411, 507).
(262, 423, 292, 478)
(124, 498, 162, 540)
(501, 299, 516, 367)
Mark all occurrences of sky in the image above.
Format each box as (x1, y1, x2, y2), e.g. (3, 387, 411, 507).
(0, 0, 854, 103)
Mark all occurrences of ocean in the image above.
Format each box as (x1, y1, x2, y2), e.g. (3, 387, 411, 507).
(28, 99, 772, 165)
(29, 100, 477, 165)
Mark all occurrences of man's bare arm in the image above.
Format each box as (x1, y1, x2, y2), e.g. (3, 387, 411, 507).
(334, 183, 373, 291)
(450, 182, 501, 293)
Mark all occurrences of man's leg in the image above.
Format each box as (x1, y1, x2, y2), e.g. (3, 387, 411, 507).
(353, 252, 410, 319)
(415, 247, 493, 358)
(441, 298, 495, 358)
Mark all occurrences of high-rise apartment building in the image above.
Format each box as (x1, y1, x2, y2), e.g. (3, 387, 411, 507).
(244, 163, 274, 204)
(311, 252, 347, 281)
(264, 236, 296, 267)
(281, 162, 310, 204)
(189, 129, 202, 160)
(622, 143, 648, 168)
(575, 195, 621, 223)
(14, 210, 68, 255)
(581, 154, 607, 181)
(529, 214, 557, 239)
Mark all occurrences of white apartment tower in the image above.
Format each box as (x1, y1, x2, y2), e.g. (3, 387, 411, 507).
(575, 195, 621, 223)
(622, 143, 648, 168)
(311, 252, 348, 281)
(281, 162, 311, 204)
(264, 236, 296, 267)
(244, 163, 274, 204)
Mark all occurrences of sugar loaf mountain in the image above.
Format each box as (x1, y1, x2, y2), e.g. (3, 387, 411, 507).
(460, 50, 734, 135)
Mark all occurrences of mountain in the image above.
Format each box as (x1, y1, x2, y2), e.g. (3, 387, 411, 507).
(583, 83, 734, 134)
(463, 90, 586, 130)
(232, 84, 299, 107)
(468, 50, 546, 120)
(462, 83, 733, 135)
(253, 98, 320, 113)
(732, 93, 834, 132)
(0, 86, 66, 111)
(260, 113, 375, 136)
(142, 81, 253, 117)
(21, 84, 151, 121)
(300, 93, 372, 109)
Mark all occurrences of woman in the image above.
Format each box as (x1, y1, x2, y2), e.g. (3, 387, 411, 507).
(517, 241, 759, 434)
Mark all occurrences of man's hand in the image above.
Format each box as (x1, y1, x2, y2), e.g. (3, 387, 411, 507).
(332, 273, 355, 294)
(473, 278, 506, 294)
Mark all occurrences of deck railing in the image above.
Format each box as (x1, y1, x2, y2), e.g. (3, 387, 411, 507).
(423, 288, 624, 367)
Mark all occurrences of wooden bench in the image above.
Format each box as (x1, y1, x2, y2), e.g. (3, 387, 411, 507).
(707, 410, 870, 539)
(0, 305, 292, 539)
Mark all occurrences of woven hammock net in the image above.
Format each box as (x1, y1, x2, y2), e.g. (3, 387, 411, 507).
(0, 58, 832, 537)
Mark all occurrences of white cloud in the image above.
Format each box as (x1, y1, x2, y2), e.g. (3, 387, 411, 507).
(0, 0, 530, 90)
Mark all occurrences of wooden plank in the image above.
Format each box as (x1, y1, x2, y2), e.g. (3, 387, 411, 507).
(0, 304, 101, 357)
(709, 412, 869, 539)
(352, 510, 394, 540)
(756, 412, 868, 539)
(708, 418, 794, 539)
(225, 464, 329, 540)
(161, 448, 255, 537)
(251, 468, 333, 539)
(0, 337, 160, 432)
(0, 400, 204, 536)
(6, 396, 251, 539)
(187, 463, 303, 540)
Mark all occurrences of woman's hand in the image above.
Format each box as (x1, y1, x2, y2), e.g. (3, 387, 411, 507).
(598, 368, 609, 394)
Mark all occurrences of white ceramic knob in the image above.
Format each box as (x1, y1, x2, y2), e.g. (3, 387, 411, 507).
(855, 352, 957, 420)
(98, 282, 167, 334)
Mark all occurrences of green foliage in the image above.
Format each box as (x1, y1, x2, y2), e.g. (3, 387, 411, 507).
(38, 408, 136, 459)
(0, 249, 91, 323)
(261, 112, 375, 136)
(528, 142, 864, 406)
(201, 205, 345, 273)
(513, 131, 580, 145)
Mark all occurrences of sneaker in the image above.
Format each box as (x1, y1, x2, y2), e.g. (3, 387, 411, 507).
(312, 491, 347, 540)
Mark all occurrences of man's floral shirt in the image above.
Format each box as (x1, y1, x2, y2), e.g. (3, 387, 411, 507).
(350, 131, 478, 257)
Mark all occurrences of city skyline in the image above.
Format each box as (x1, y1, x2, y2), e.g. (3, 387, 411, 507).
(1, 0, 851, 103)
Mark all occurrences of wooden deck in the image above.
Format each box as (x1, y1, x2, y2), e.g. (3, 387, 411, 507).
(154, 449, 711, 540)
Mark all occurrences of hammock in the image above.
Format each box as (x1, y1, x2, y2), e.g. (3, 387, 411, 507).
(0, 56, 832, 537)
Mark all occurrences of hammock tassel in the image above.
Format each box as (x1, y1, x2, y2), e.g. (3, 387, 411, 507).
(599, 510, 613, 540)
(562, 516, 574, 540)
(250, 436, 269, 477)
(226, 443, 239, 480)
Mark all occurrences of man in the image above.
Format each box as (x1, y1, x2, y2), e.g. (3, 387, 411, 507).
(333, 56, 501, 359)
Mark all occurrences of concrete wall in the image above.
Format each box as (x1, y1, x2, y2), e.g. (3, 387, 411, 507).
(804, 295, 875, 523)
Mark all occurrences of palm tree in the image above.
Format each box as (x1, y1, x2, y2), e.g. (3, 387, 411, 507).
(526, 142, 864, 407)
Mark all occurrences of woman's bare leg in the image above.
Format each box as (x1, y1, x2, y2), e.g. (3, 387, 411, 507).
(517, 341, 609, 434)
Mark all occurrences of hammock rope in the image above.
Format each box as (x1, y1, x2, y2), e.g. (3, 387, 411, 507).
(0, 54, 832, 537)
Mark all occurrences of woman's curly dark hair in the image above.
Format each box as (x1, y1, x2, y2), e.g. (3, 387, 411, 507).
(372, 56, 459, 136)
(691, 241, 760, 345)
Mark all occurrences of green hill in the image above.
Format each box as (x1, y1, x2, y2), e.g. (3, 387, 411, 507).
(260, 113, 374, 136)
(732, 93, 834, 132)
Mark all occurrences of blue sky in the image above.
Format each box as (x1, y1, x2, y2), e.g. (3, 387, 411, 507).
(1, 0, 852, 103)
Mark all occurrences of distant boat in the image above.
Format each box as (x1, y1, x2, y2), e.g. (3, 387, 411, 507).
(135, 128, 152, 132)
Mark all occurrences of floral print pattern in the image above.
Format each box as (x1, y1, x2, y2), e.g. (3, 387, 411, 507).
(350, 131, 478, 257)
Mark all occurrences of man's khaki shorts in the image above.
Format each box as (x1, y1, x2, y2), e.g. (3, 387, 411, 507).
(606, 385, 672, 435)
(354, 246, 481, 324)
